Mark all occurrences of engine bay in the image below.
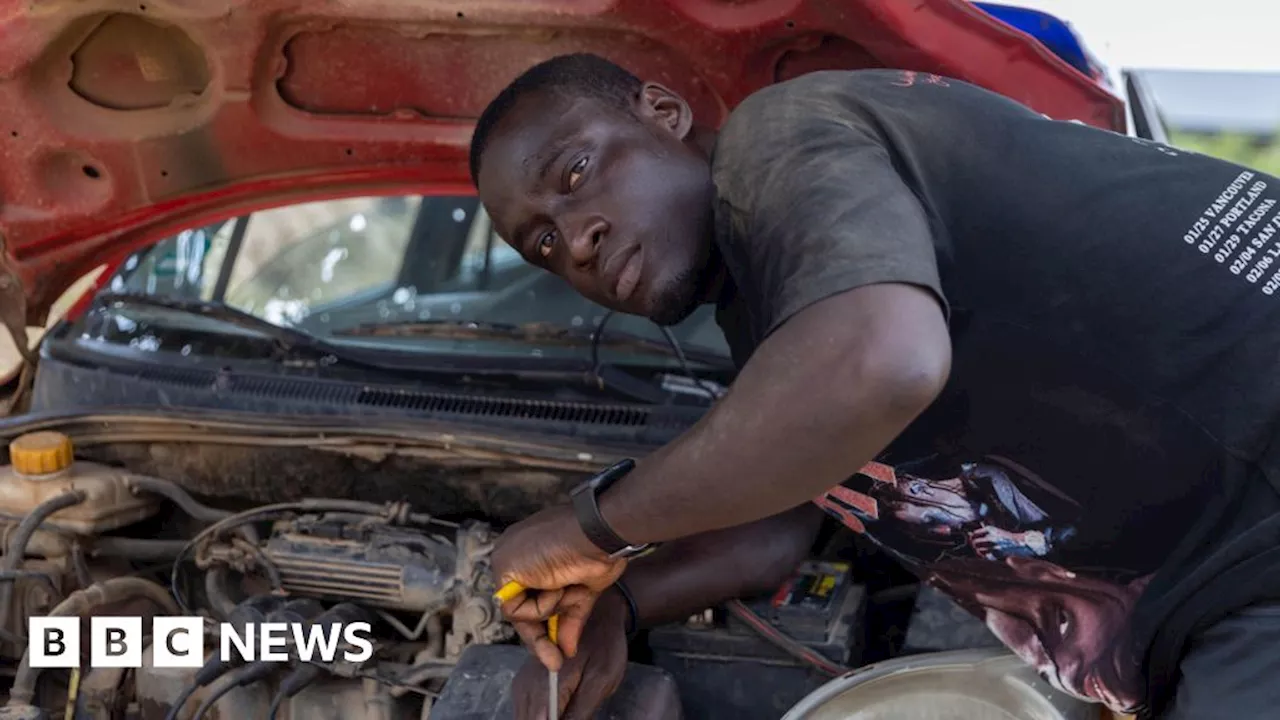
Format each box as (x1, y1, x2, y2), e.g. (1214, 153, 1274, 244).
(0, 417, 942, 720)
(0, 429, 532, 719)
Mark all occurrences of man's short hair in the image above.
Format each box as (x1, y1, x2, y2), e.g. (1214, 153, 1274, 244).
(469, 53, 642, 185)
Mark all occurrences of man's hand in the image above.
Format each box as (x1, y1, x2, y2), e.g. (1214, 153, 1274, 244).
(970, 526, 1047, 558)
(512, 588, 629, 720)
(493, 504, 627, 669)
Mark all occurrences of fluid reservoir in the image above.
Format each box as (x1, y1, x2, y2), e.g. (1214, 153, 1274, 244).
(0, 431, 161, 534)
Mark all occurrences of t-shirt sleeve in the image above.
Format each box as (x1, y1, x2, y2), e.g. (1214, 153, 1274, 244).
(712, 77, 949, 341)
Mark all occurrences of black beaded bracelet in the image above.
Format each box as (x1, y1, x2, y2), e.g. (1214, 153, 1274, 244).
(613, 579, 640, 639)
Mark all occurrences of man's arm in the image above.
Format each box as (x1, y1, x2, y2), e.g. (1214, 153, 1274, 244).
(507, 505, 825, 717)
(601, 282, 950, 545)
(619, 504, 825, 628)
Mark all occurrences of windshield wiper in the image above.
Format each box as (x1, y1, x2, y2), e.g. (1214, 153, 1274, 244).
(92, 293, 424, 373)
(334, 320, 734, 370)
(91, 295, 726, 405)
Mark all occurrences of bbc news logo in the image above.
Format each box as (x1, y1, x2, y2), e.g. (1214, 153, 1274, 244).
(28, 617, 374, 668)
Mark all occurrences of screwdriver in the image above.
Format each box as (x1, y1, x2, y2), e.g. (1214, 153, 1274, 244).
(495, 582, 560, 720)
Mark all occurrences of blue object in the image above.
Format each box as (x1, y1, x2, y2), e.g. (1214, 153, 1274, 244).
(973, 2, 1095, 77)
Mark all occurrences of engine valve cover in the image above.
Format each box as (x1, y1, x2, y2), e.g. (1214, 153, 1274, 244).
(263, 516, 472, 613)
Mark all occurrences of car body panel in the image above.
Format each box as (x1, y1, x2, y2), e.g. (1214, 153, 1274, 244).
(0, 0, 1123, 328)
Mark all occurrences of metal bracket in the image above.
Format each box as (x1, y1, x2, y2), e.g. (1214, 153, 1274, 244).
(0, 234, 36, 367)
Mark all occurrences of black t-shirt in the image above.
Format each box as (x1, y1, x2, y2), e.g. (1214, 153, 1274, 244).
(709, 69, 1280, 717)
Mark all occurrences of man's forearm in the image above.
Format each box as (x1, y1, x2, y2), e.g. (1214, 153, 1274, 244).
(615, 505, 824, 629)
(598, 284, 950, 546)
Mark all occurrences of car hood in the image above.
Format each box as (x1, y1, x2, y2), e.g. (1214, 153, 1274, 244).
(0, 0, 1122, 328)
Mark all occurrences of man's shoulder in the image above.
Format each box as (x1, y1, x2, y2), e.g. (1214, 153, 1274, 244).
(717, 70, 884, 139)
(740, 68, 895, 99)
(711, 71, 892, 202)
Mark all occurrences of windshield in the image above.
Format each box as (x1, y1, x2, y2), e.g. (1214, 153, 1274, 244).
(87, 194, 730, 366)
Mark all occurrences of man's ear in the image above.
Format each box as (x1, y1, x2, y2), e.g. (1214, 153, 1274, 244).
(637, 82, 694, 140)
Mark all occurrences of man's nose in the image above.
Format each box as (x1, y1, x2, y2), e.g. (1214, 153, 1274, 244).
(565, 218, 608, 267)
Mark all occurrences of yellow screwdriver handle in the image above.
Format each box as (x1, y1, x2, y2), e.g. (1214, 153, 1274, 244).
(495, 582, 560, 646)
(494, 581, 526, 604)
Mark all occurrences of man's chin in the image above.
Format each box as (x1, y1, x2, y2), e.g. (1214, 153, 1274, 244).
(645, 271, 702, 326)
(649, 301, 698, 327)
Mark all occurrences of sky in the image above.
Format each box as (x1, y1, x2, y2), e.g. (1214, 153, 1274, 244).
(1006, 0, 1280, 72)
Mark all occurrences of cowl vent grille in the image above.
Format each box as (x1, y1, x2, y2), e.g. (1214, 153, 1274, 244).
(127, 365, 654, 427)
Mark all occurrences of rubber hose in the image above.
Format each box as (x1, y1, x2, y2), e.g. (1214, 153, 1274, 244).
(124, 477, 233, 524)
(91, 537, 190, 561)
(9, 577, 179, 705)
(0, 490, 86, 650)
(204, 567, 239, 619)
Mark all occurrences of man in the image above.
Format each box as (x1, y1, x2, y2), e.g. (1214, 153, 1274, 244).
(470, 53, 1280, 720)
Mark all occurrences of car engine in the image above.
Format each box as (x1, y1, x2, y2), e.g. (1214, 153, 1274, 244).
(0, 430, 514, 720)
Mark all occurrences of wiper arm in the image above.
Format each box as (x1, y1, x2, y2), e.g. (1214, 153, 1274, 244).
(91, 296, 727, 405)
(92, 293, 410, 372)
(335, 320, 734, 370)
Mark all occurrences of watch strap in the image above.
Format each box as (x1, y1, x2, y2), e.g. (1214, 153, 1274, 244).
(572, 478, 633, 555)
(570, 459, 638, 556)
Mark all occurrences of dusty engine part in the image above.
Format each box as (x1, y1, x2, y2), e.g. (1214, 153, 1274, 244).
(242, 514, 512, 653)
(0, 433, 189, 659)
(0, 432, 161, 534)
(447, 522, 509, 658)
(70, 666, 131, 720)
(261, 516, 460, 612)
(0, 558, 67, 644)
(135, 641, 423, 720)
(5, 576, 180, 715)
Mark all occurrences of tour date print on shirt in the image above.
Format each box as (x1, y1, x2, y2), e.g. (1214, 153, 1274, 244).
(1182, 169, 1280, 292)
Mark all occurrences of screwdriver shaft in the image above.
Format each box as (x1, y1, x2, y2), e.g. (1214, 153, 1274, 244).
(494, 582, 562, 719)
(549, 670, 559, 720)
(548, 614, 560, 720)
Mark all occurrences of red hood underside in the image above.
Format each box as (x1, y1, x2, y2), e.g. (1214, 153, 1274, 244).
(0, 0, 1122, 324)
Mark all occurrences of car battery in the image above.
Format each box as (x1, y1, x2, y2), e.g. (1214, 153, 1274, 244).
(648, 560, 866, 720)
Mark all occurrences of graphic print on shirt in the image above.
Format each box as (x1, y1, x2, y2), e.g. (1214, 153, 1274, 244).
(1180, 169, 1280, 292)
(815, 459, 1152, 714)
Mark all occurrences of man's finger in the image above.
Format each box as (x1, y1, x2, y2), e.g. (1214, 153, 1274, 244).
(556, 656, 586, 718)
(512, 619, 565, 671)
(549, 586, 600, 658)
(563, 672, 612, 720)
(502, 588, 566, 622)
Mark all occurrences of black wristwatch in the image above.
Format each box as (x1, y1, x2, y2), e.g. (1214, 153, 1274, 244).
(570, 459, 655, 559)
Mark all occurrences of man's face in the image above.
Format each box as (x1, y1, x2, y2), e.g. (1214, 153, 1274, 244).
(931, 557, 1145, 712)
(476, 88, 715, 325)
(884, 475, 976, 528)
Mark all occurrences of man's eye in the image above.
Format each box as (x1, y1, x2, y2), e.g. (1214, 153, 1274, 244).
(568, 157, 587, 190)
(537, 231, 556, 258)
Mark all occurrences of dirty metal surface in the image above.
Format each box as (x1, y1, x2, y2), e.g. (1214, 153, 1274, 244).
(0, 0, 1123, 325)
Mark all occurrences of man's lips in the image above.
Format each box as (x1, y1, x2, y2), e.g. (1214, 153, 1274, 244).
(607, 245, 643, 303)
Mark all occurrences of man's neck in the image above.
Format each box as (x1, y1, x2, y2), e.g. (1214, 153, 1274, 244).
(688, 124, 726, 306)
(697, 242, 730, 307)
(689, 126, 718, 159)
